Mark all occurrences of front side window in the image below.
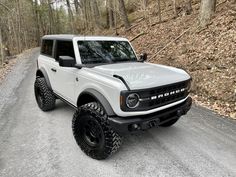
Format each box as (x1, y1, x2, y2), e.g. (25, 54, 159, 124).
(78, 41, 137, 64)
(55, 40, 75, 61)
(41, 40, 53, 56)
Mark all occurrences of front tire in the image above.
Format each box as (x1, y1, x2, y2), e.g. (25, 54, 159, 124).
(72, 102, 122, 160)
(34, 77, 56, 111)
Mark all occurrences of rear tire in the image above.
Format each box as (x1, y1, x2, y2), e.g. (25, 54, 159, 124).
(160, 118, 179, 127)
(34, 77, 56, 111)
(72, 102, 122, 160)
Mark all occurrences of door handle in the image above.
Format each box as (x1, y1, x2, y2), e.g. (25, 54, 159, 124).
(51, 68, 57, 72)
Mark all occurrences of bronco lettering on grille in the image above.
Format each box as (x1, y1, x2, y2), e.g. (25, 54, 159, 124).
(139, 87, 186, 101)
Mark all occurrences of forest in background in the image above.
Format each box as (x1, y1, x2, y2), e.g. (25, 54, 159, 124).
(0, 0, 235, 118)
(0, 0, 220, 59)
(0, 0, 135, 58)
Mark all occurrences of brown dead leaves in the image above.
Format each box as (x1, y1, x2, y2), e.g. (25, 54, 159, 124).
(121, 1, 236, 119)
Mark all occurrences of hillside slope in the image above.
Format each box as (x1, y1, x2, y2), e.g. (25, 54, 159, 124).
(117, 1, 236, 118)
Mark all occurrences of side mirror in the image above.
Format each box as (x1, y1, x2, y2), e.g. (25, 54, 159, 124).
(59, 56, 75, 67)
(139, 53, 147, 62)
(74, 64, 86, 69)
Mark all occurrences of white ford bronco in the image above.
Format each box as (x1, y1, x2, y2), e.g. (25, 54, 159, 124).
(34, 34, 192, 159)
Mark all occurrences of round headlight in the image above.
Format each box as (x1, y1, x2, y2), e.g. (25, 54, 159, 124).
(126, 93, 140, 108)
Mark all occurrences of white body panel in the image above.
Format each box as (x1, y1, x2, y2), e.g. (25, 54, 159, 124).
(53, 64, 77, 104)
(91, 62, 190, 90)
(38, 35, 191, 117)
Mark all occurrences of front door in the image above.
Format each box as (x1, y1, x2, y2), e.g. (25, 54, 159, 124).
(52, 40, 77, 105)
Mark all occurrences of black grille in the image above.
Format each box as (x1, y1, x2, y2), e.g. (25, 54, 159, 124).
(121, 79, 190, 112)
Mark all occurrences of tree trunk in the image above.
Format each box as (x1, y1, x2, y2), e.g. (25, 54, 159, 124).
(23, 31, 28, 49)
(108, 0, 115, 29)
(173, 0, 177, 17)
(143, 0, 148, 8)
(92, 0, 102, 29)
(113, 0, 118, 35)
(186, 0, 193, 15)
(55, 0, 61, 33)
(74, 0, 79, 14)
(199, 0, 216, 27)
(118, 0, 131, 29)
(10, 17, 18, 53)
(0, 29, 4, 66)
(106, 1, 109, 28)
(32, 0, 40, 46)
(16, 0, 22, 52)
(87, 0, 94, 31)
(66, 0, 75, 33)
(20, 0, 29, 49)
(157, 0, 162, 22)
(83, 0, 88, 30)
(7, 17, 14, 51)
(47, 0, 55, 34)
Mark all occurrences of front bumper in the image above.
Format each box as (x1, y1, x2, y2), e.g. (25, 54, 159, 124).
(108, 97, 192, 134)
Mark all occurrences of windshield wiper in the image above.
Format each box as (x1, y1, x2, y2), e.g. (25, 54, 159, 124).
(112, 58, 136, 62)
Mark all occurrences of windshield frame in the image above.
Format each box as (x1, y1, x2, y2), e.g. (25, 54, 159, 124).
(74, 37, 138, 65)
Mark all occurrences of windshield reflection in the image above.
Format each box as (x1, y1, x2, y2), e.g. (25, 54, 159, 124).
(78, 41, 137, 64)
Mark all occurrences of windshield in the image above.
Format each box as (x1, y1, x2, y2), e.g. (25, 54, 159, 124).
(78, 40, 137, 64)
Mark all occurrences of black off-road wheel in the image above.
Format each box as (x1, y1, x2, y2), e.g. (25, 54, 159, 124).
(72, 102, 122, 160)
(160, 118, 179, 127)
(34, 77, 56, 111)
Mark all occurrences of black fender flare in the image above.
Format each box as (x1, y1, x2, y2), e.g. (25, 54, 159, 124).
(77, 88, 116, 116)
(36, 68, 52, 90)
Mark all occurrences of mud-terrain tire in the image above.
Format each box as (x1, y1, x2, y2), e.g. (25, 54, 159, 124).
(160, 118, 179, 127)
(72, 102, 122, 160)
(34, 77, 56, 111)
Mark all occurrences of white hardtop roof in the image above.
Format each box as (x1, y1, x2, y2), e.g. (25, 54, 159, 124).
(42, 34, 128, 41)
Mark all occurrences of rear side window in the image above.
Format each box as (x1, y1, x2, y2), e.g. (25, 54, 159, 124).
(55, 41, 75, 61)
(41, 40, 53, 56)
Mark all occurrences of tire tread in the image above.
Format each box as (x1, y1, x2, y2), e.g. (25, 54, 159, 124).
(34, 77, 55, 111)
(72, 102, 122, 160)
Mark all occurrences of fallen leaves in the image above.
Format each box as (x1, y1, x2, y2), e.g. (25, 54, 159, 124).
(120, 1, 236, 119)
(0, 58, 18, 84)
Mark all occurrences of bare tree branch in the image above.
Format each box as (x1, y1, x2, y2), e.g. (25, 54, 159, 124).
(150, 27, 192, 60)
(130, 32, 147, 42)
(0, 2, 11, 11)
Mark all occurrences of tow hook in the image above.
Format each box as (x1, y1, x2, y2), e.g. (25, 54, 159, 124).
(149, 119, 160, 128)
(149, 120, 157, 128)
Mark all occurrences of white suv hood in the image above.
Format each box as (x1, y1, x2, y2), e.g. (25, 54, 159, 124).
(92, 62, 190, 90)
